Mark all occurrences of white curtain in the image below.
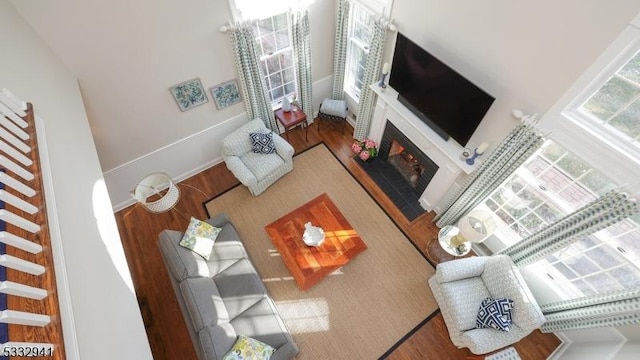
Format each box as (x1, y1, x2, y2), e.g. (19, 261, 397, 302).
(499, 190, 639, 266)
(434, 122, 544, 226)
(291, 7, 313, 119)
(227, 21, 278, 130)
(540, 288, 640, 332)
(331, 0, 350, 100)
(353, 18, 388, 140)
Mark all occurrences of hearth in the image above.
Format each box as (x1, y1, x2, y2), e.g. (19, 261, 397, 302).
(356, 121, 439, 220)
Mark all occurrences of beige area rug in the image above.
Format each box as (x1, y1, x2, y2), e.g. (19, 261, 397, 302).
(205, 144, 437, 359)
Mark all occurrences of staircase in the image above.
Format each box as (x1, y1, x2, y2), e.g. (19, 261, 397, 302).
(0, 89, 63, 358)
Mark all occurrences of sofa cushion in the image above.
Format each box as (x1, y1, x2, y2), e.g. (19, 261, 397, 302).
(222, 335, 276, 360)
(240, 152, 285, 182)
(320, 98, 347, 118)
(250, 132, 276, 154)
(230, 297, 292, 350)
(208, 223, 248, 264)
(476, 297, 514, 331)
(199, 323, 238, 360)
(158, 216, 249, 279)
(440, 277, 491, 331)
(214, 259, 267, 319)
(159, 230, 210, 281)
(180, 277, 230, 332)
(180, 217, 222, 260)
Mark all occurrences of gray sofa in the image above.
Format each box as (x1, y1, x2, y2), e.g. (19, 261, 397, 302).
(158, 213, 299, 360)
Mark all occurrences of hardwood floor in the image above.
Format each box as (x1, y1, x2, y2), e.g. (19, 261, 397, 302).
(114, 119, 562, 359)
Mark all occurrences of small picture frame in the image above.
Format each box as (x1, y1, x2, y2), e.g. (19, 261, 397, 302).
(170, 78, 208, 111)
(210, 79, 242, 110)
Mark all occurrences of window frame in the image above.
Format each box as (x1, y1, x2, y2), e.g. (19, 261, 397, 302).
(480, 21, 640, 303)
(344, 2, 375, 101)
(252, 12, 297, 108)
(540, 25, 640, 187)
(480, 139, 640, 301)
(562, 38, 640, 162)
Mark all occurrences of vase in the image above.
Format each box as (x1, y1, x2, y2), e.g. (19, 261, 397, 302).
(282, 96, 291, 112)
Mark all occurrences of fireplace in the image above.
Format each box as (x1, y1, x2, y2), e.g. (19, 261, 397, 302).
(378, 121, 438, 197)
(357, 121, 439, 220)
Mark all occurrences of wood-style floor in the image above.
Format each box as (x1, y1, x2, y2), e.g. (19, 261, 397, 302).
(114, 119, 562, 360)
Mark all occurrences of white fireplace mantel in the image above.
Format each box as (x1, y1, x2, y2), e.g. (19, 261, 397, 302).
(369, 85, 477, 211)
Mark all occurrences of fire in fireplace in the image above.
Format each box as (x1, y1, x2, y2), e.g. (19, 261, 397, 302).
(387, 140, 426, 189)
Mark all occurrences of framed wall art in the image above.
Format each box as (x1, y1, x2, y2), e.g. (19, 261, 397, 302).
(210, 79, 242, 110)
(170, 78, 208, 111)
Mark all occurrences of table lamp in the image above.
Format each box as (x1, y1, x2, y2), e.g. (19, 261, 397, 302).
(449, 209, 496, 247)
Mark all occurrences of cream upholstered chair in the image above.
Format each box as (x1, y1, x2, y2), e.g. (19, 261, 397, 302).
(222, 119, 294, 196)
(428, 255, 545, 355)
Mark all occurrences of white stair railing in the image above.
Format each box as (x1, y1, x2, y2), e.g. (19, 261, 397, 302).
(0, 89, 61, 358)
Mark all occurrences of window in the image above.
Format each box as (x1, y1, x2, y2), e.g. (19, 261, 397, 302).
(575, 50, 640, 152)
(345, 3, 374, 99)
(475, 22, 640, 302)
(481, 139, 640, 300)
(253, 13, 296, 105)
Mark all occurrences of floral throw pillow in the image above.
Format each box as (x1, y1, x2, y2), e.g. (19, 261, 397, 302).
(179, 217, 222, 260)
(475, 297, 514, 332)
(222, 335, 276, 360)
(249, 132, 276, 154)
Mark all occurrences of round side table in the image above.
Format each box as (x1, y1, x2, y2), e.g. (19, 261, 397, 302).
(437, 225, 472, 257)
(425, 225, 471, 264)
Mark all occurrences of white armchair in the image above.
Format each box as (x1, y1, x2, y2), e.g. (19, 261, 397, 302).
(222, 119, 294, 196)
(428, 255, 545, 354)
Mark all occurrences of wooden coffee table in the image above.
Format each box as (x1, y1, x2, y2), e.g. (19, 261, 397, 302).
(264, 193, 367, 290)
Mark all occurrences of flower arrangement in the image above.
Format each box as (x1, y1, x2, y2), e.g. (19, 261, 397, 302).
(352, 138, 379, 161)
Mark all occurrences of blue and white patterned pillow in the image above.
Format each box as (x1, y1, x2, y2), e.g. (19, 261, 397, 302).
(476, 297, 514, 331)
(249, 132, 276, 154)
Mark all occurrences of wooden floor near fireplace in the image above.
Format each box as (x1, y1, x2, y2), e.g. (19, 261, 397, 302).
(115, 119, 562, 360)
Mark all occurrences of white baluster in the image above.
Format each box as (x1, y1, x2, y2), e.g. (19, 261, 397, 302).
(0, 127, 30, 153)
(0, 155, 34, 181)
(0, 231, 42, 254)
(0, 88, 28, 116)
(0, 190, 38, 214)
(0, 254, 45, 276)
(0, 102, 28, 128)
(0, 281, 47, 300)
(0, 172, 36, 197)
(0, 139, 32, 166)
(0, 116, 29, 140)
(0, 310, 50, 326)
(0, 210, 40, 233)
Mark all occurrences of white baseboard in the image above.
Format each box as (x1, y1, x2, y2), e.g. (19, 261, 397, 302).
(105, 113, 248, 212)
(105, 76, 335, 212)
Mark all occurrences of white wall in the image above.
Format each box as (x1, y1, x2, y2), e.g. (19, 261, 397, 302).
(11, 0, 336, 170)
(12, 0, 337, 206)
(0, 1, 152, 359)
(388, 0, 640, 152)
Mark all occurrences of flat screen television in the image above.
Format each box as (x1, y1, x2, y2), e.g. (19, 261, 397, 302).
(389, 33, 495, 146)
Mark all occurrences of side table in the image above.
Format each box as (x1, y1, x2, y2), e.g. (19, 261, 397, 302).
(274, 105, 307, 141)
(425, 225, 472, 264)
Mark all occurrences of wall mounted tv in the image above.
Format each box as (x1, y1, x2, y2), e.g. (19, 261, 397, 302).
(389, 33, 495, 146)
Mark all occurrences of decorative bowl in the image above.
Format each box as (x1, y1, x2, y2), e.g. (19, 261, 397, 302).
(302, 222, 325, 247)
